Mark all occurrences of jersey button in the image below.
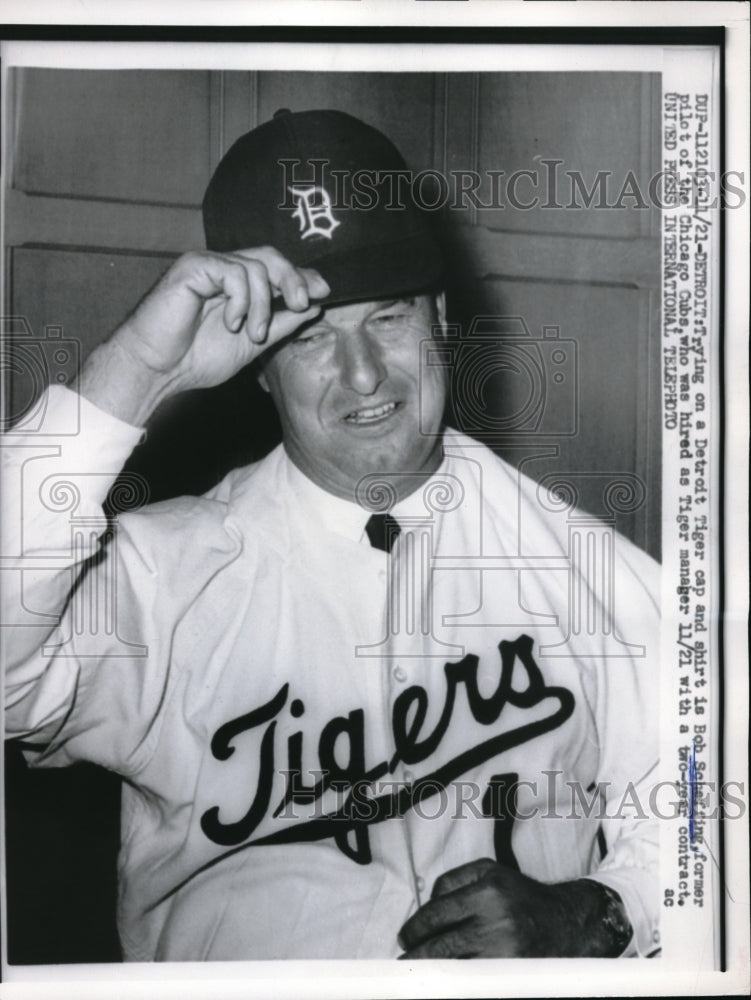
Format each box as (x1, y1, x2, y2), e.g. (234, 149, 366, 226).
(393, 665, 407, 683)
(404, 770, 415, 784)
(415, 876, 426, 892)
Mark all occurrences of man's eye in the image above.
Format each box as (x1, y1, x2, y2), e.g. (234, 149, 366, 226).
(370, 299, 415, 327)
(297, 329, 329, 345)
(370, 311, 404, 326)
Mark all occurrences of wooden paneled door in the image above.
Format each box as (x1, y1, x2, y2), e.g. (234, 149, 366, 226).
(3, 66, 660, 963)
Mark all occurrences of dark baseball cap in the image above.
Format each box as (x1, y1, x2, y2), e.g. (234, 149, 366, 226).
(202, 109, 444, 307)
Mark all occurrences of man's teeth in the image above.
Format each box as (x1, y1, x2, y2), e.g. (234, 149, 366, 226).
(345, 402, 397, 423)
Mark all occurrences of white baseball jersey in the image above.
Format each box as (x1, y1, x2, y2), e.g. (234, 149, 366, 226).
(3, 387, 660, 961)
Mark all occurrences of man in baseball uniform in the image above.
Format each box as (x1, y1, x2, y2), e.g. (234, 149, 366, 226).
(3, 110, 659, 961)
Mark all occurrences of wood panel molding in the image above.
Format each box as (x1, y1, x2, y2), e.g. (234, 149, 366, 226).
(4, 190, 203, 255)
(446, 224, 660, 290)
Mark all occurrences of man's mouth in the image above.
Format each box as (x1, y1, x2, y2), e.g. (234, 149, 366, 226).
(343, 401, 400, 425)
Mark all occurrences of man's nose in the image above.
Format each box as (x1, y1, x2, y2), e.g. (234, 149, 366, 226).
(337, 328, 387, 395)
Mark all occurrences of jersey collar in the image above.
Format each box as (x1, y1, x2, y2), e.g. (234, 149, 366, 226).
(282, 448, 449, 545)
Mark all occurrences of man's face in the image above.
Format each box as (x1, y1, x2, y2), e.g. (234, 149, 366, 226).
(258, 293, 447, 501)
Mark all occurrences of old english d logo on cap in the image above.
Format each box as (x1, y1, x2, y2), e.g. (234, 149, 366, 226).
(288, 185, 341, 241)
(202, 108, 443, 307)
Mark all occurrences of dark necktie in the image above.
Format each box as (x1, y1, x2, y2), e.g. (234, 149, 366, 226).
(365, 513, 401, 554)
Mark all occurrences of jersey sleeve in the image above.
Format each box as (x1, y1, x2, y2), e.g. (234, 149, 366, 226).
(2, 386, 144, 743)
(2, 386, 240, 776)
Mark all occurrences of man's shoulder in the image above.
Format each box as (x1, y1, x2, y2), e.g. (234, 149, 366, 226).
(117, 445, 285, 544)
(443, 428, 660, 578)
(442, 428, 542, 509)
(202, 444, 284, 506)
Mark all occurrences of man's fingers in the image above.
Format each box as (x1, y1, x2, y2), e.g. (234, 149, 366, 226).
(399, 860, 501, 951)
(219, 265, 250, 333)
(399, 920, 477, 960)
(430, 857, 498, 900)
(179, 253, 261, 338)
(398, 862, 522, 959)
(398, 889, 473, 951)
(299, 267, 331, 300)
(231, 248, 330, 312)
(271, 264, 329, 312)
(175, 248, 330, 354)
(242, 259, 273, 342)
(267, 304, 323, 346)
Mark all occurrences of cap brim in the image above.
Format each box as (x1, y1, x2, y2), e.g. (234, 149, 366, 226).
(311, 232, 444, 307)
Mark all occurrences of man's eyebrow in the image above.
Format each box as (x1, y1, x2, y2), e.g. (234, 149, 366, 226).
(292, 314, 330, 337)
